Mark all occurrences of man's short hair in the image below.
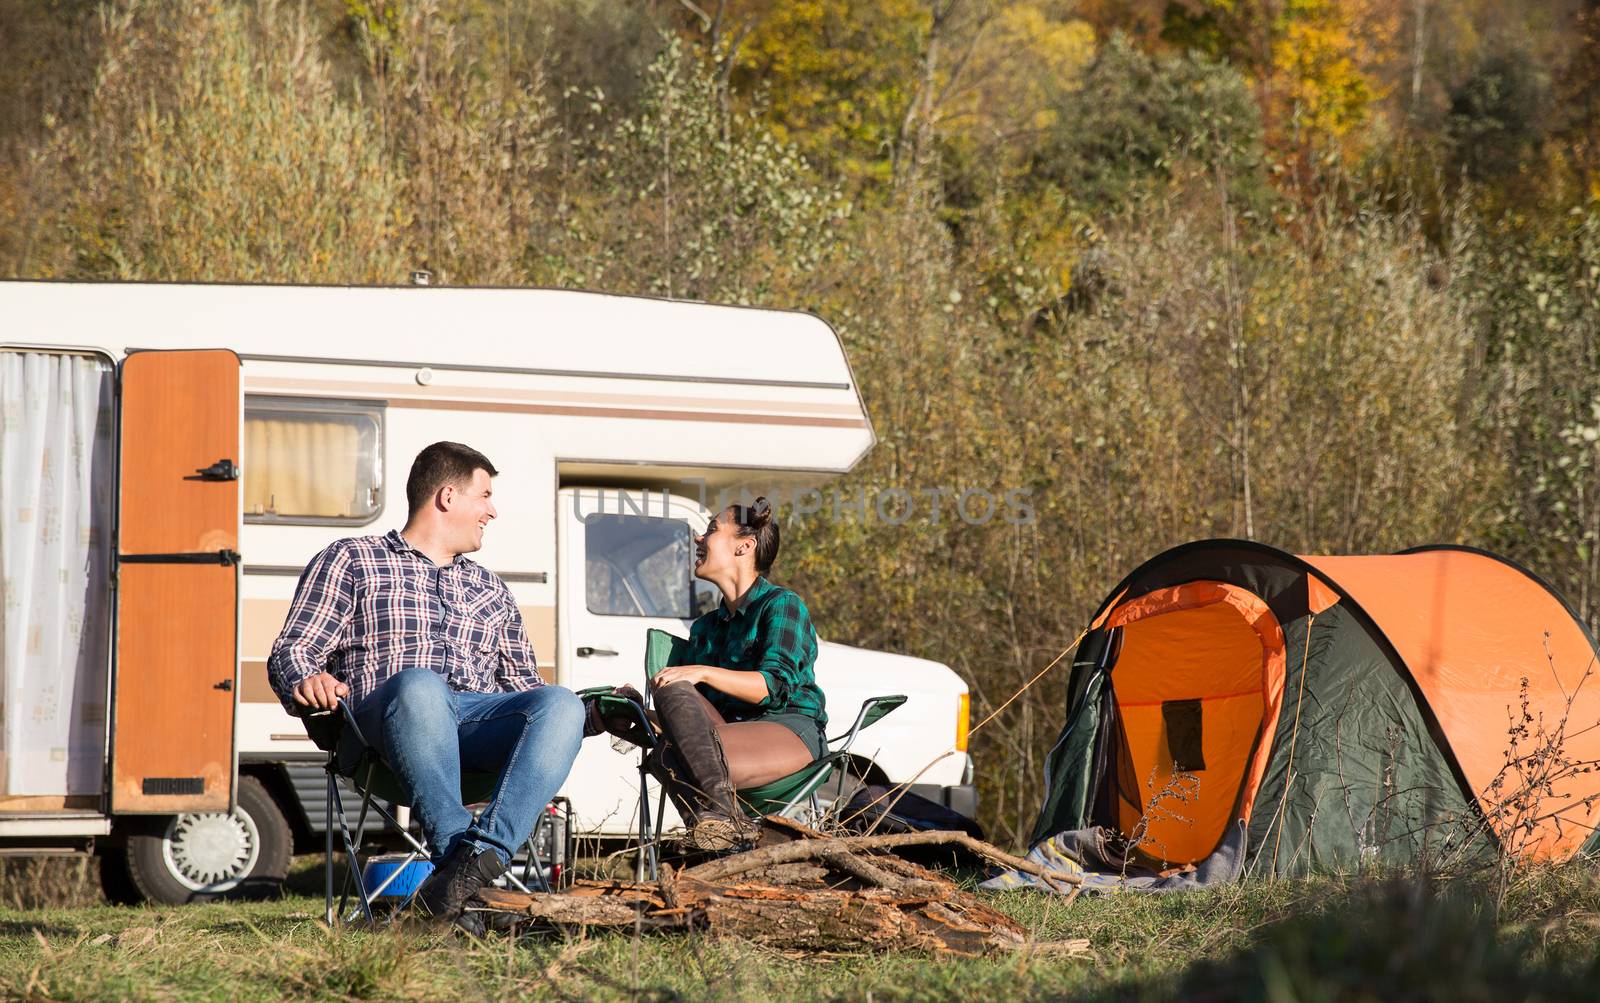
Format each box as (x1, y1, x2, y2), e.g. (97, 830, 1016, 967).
(406, 441, 498, 514)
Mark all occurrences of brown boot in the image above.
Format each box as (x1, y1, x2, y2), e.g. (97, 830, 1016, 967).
(650, 684, 751, 851)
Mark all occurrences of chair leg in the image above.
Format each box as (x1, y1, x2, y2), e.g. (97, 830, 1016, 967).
(324, 765, 337, 926)
(553, 798, 573, 891)
(653, 784, 668, 877)
(350, 781, 374, 852)
(521, 811, 539, 891)
(330, 780, 374, 924)
(524, 807, 551, 893)
(635, 758, 652, 882)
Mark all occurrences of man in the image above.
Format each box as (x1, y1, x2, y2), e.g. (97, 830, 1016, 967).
(268, 441, 584, 933)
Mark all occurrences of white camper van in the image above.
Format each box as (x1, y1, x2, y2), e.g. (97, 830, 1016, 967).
(0, 280, 975, 903)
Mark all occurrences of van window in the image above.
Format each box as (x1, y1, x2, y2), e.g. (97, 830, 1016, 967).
(585, 514, 696, 618)
(244, 398, 383, 524)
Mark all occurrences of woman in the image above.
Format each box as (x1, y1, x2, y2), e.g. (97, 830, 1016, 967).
(600, 496, 827, 850)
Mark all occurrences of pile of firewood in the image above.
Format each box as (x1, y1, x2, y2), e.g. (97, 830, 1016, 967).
(470, 824, 1082, 956)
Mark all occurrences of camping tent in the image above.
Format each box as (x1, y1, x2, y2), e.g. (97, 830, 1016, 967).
(1026, 540, 1600, 877)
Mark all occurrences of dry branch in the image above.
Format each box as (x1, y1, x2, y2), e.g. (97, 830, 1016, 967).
(684, 829, 1081, 892)
(468, 828, 1074, 955)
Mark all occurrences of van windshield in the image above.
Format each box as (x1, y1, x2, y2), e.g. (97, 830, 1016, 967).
(585, 514, 697, 618)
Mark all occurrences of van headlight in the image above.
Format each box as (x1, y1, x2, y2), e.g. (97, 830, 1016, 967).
(955, 692, 970, 752)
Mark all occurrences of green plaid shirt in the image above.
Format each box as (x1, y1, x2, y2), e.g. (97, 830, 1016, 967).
(682, 577, 827, 729)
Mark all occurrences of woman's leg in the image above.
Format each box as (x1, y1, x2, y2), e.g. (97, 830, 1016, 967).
(650, 683, 813, 849)
(648, 682, 739, 839)
(715, 721, 813, 789)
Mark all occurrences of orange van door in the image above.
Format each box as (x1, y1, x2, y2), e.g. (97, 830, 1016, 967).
(111, 350, 242, 814)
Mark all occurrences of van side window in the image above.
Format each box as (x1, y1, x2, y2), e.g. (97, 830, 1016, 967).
(243, 397, 383, 524)
(585, 514, 694, 618)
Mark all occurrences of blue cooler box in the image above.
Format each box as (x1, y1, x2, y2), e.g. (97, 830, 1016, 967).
(362, 854, 434, 899)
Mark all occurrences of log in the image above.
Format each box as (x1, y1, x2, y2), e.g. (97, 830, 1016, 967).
(684, 830, 1081, 893)
(698, 886, 1023, 954)
(754, 814, 828, 842)
(468, 828, 1072, 955)
(473, 858, 1028, 954)
(815, 847, 915, 890)
(755, 861, 831, 884)
(475, 885, 1023, 955)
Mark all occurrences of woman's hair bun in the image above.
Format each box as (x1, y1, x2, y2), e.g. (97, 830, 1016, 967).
(747, 496, 772, 528)
(729, 496, 780, 573)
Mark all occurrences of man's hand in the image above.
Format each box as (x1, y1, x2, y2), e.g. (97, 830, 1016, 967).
(291, 671, 350, 711)
(612, 684, 644, 704)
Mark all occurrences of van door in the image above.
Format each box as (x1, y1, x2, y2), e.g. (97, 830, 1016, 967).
(111, 350, 242, 814)
(556, 488, 717, 832)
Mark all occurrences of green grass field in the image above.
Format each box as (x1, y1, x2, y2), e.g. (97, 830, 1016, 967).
(4, 857, 1600, 1001)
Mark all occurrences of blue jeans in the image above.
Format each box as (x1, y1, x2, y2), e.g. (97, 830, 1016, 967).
(350, 669, 585, 866)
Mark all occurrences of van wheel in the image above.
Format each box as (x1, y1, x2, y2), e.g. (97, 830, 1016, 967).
(98, 850, 141, 905)
(125, 776, 291, 904)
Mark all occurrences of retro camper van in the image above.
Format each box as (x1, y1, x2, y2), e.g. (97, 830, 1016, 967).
(0, 280, 974, 903)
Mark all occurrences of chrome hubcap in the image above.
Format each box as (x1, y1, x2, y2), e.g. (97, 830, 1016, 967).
(162, 808, 260, 892)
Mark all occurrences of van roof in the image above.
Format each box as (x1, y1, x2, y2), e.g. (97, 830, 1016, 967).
(3, 280, 876, 482)
(2, 279, 857, 389)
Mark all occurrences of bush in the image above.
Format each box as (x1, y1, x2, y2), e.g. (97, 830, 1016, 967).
(1028, 33, 1265, 211)
(30, 0, 408, 283)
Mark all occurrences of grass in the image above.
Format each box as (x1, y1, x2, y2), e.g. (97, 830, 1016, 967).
(3, 857, 1600, 1001)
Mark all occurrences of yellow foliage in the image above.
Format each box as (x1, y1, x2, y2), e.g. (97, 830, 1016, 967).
(1271, 15, 1375, 138)
(732, 0, 926, 179)
(983, 5, 1097, 133)
(1263, 0, 1388, 144)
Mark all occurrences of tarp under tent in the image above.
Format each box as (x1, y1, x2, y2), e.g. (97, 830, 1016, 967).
(987, 540, 1600, 891)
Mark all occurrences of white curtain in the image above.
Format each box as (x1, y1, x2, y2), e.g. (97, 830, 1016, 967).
(0, 352, 114, 796)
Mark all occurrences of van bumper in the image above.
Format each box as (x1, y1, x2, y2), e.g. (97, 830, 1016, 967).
(910, 783, 978, 821)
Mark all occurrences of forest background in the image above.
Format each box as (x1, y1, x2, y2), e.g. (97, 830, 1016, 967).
(3, 0, 1599, 848)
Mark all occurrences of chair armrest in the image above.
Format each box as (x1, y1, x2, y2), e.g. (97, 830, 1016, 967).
(581, 689, 659, 750)
(827, 694, 908, 753)
(288, 701, 344, 754)
(599, 696, 659, 749)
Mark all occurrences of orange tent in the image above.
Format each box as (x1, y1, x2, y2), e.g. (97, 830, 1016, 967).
(1030, 541, 1600, 874)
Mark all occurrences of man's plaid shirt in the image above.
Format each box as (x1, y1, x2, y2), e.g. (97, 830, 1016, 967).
(267, 529, 542, 713)
(682, 576, 827, 728)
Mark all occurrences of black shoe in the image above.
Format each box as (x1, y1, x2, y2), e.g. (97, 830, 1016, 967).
(454, 906, 488, 938)
(413, 843, 506, 926)
(480, 908, 523, 935)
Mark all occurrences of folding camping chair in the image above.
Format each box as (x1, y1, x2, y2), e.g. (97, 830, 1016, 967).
(611, 627, 906, 880)
(299, 700, 564, 925)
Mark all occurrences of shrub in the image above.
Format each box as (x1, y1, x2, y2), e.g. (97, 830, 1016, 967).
(31, 0, 408, 284)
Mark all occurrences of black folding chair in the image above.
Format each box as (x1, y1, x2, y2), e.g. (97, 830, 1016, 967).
(300, 700, 566, 925)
